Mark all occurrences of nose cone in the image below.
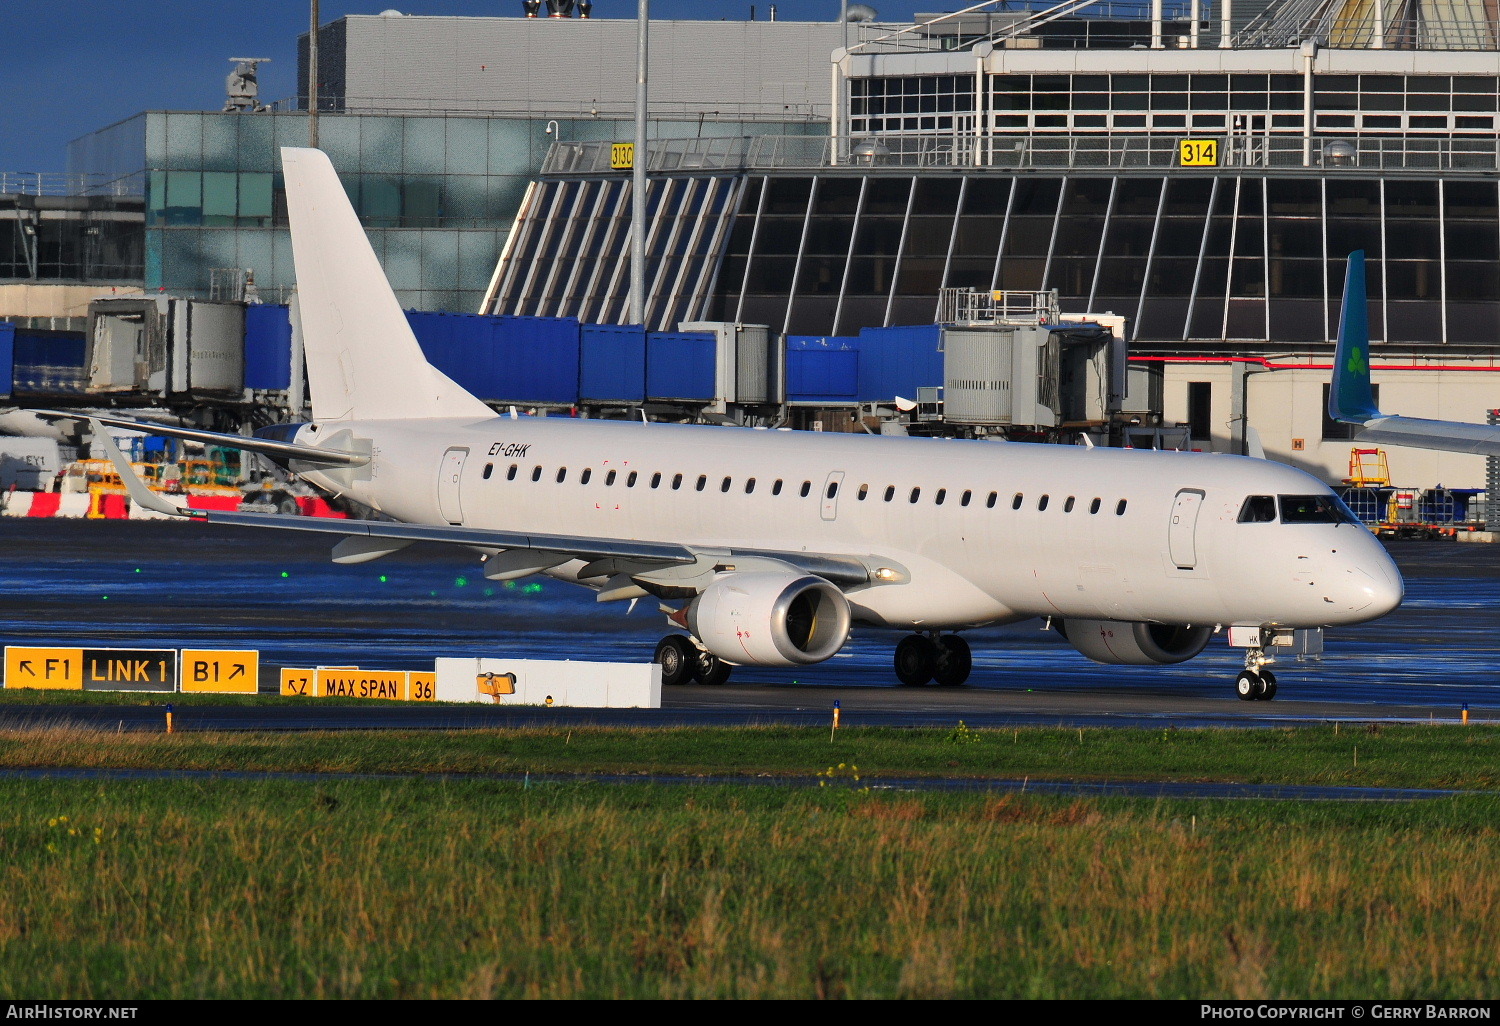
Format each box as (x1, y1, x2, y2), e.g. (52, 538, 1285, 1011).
(1332, 543, 1404, 623)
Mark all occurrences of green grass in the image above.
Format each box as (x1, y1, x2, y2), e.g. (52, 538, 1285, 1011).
(3, 724, 1499, 997)
(0, 723, 1497, 790)
(2, 776, 1499, 998)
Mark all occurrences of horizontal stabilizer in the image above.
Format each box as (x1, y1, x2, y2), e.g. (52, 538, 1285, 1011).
(34, 410, 367, 468)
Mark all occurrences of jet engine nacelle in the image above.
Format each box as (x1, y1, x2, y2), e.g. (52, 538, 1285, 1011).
(686, 572, 851, 667)
(1059, 619, 1212, 665)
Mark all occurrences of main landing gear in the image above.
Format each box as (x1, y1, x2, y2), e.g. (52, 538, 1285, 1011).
(1235, 646, 1278, 701)
(653, 635, 732, 686)
(894, 633, 972, 687)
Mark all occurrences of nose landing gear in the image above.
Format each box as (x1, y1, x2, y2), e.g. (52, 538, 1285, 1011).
(1234, 647, 1278, 701)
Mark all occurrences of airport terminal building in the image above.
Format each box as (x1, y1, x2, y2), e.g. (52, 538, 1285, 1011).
(3, 3, 1496, 498)
(486, 2, 1500, 487)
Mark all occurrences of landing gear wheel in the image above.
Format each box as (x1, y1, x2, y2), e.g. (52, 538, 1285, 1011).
(894, 635, 937, 686)
(654, 635, 696, 686)
(692, 649, 732, 686)
(1257, 669, 1277, 701)
(932, 635, 973, 687)
(1235, 671, 1260, 701)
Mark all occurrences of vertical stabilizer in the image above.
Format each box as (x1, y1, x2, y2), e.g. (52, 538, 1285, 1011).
(1328, 250, 1381, 424)
(280, 147, 492, 422)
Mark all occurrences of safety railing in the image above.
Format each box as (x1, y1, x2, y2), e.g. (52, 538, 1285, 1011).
(543, 133, 1500, 176)
(0, 172, 140, 197)
(937, 287, 1061, 325)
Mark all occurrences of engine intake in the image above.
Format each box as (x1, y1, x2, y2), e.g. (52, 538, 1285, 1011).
(686, 572, 851, 667)
(1059, 619, 1211, 666)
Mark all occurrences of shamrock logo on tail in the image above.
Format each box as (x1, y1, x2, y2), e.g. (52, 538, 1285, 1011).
(1346, 345, 1367, 377)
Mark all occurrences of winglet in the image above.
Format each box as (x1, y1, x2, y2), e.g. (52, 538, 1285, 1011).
(89, 419, 196, 519)
(1329, 250, 1381, 424)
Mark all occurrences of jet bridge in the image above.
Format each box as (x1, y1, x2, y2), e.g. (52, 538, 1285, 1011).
(936, 288, 1125, 440)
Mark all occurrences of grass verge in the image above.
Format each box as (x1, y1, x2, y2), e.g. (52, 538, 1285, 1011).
(2, 776, 1498, 998)
(0, 722, 1497, 790)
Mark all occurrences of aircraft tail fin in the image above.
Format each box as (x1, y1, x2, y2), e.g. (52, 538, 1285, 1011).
(280, 147, 492, 422)
(1328, 250, 1382, 425)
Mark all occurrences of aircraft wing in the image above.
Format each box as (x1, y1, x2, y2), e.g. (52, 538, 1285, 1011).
(34, 410, 368, 468)
(1328, 252, 1500, 457)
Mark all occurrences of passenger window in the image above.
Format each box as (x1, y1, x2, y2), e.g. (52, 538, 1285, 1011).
(580, 468, 592, 485)
(627, 471, 637, 487)
(857, 484, 868, 500)
(532, 466, 543, 482)
(1089, 497, 1101, 514)
(800, 481, 811, 497)
(1063, 496, 1075, 512)
(986, 492, 997, 509)
(960, 490, 972, 507)
(605, 470, 617, 486)
(884, 486, 895, 502)
(721, 477, 732, 493)
(651, 472, 661, 488)
(696, 475, 707, 492)
(507, 465, 518, 481)
(482, 463, 494, 480)
(1011, 493, 1023, 510)
(1038, 495, 1049, 511)
(745, 478, 756, 494)
(772, 479, 783, 495)
(672, 474, 683, 490)
(909, 487, 921, 503)
(556, 468, 567, 483)
(1116, 499, 1128, 515)
(934, 488, 946, 505)
(826, 481, 838, 499)
(1238, 495, 1277, 523)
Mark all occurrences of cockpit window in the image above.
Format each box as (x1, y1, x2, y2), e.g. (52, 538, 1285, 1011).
(1237, 495, 1277, 523)
(1279, 494, 1361, 525)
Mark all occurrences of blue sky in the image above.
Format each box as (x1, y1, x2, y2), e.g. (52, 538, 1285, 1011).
(0, 0, 933, 173)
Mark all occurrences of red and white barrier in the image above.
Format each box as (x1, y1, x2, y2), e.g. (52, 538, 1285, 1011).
(2, 491, 347, 520)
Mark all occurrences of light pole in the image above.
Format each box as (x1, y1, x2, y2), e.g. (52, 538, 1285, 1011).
(308, 0, 320, 147)
(629, 0, 648, 326)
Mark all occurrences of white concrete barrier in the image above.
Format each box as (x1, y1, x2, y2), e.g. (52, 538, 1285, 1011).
(433, 657, 661, 708)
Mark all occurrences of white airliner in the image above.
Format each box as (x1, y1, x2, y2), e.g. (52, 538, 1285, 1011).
(51, 148, 1404, 701)
(1329, 250, 1500, 457)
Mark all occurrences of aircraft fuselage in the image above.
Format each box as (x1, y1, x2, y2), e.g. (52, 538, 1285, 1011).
(297, 416, 1403, 634)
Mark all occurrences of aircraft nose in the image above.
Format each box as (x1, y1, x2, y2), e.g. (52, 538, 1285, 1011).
(1334, 553, 1404, 621)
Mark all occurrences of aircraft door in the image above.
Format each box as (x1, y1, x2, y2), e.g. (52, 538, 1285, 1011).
(438, 447, 468, 525)
(820, 471, 846, 522)
(1168, 488, 1205, 569)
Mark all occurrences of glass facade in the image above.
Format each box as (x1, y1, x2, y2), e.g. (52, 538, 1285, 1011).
(492, 175, 744, 329)
(848, 71, 1500, 146)
(69, 110, 813, 313)
(496, 167, 1500, 346)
